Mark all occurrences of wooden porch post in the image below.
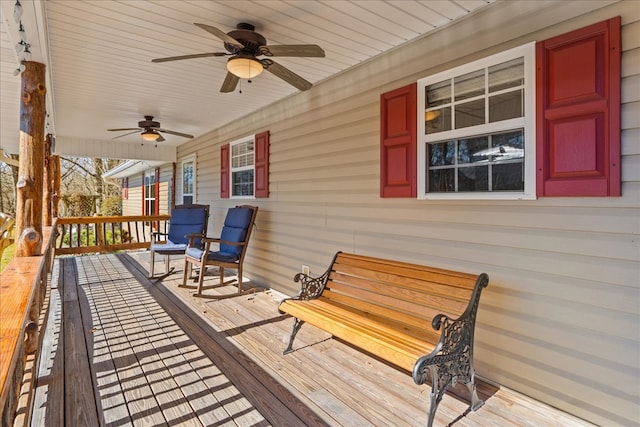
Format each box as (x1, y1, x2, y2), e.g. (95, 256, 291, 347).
(15, 61, 46, 257)
(43, 134, 52, 226)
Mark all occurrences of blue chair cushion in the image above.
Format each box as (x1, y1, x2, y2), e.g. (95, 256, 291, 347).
(186, 247, 239, 263)
(167, 206, 208, 245)
(151, 240, 187, 255)
(219, 207, 253, 255)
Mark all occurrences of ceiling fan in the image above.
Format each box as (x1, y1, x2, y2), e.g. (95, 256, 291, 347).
(107, 116, 194, 142)
(152, 22, 325, 93)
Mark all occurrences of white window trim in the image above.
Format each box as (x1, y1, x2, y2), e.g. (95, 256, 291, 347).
(417, 42, 536, 200)
(230, 135, 256, 199)
(181, 154, 196, 204)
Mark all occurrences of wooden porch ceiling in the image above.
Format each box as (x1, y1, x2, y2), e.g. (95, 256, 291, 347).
(0, 0, 497, 161)
(33, 252, 595, 426)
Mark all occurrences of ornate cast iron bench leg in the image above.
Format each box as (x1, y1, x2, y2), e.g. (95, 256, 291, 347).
(283, 317, 305, 355)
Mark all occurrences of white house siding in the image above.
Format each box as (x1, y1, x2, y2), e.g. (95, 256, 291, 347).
(177, 1, 639, 425)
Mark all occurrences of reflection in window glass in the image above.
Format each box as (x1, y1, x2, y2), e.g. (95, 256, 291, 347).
(232, 170, 254, 196)
(455, 99, 485, 129)
(455, 69, 484, 101)
(182, 158, 195, 204)
(426, 130, 524, 193)
(426, 80, 450, 107)
(489, 90, 523, 122)
(489, 58, 524, 92)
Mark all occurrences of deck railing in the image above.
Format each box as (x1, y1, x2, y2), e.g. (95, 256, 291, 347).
(55, 214, 171, 255)
(0, 223, 56, 426)
(0, 214, 171, 425)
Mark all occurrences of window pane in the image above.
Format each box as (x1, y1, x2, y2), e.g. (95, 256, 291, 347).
(428, 141, 456, 166)
(459, 136, 489, 165)
(232, 170, 254, 196)
(455, 69, 484, 101)
(492, 130, 524, 162)
(489, 90, 523, 122)
(425, 106, 451, 134)
(458, 166, 488, 191)
(426, 80, 450, 107)
(428, 169, 455, 192)
(489, 58, 524, 92)
(455, 99, 484, 128)
(183, 195, 193, 204)
(183, 162, 193, 194)
(492, 163, 524, 191)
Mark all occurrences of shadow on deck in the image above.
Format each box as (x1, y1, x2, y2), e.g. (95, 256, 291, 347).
(31, 253, 594, 427)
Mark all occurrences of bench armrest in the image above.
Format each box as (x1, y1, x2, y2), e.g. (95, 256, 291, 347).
(412, 272, 489, 387)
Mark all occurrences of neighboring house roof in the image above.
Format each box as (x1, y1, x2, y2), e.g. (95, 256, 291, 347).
(103, 160, 166, 179)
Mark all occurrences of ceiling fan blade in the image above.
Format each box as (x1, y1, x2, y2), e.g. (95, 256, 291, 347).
(194, 23, 244, 49)
(220, 72, 240, 93)
(156, 134, 166, 143)
(157, 128, 194, 139)
(152, 52, 227, 63)
(111, 130, 140, 140)
(265, 61, 313, 91)
(262, 44, 325, 57)
(107, 128, 139, 132)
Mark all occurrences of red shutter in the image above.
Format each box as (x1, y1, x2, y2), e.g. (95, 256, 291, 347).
(254, 130, 270, 198)
(220, 144, 230, 198)
(536, 17, 621, 197)
(380, 83, 417, 197)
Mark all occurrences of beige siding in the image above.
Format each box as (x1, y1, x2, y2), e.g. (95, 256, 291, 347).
(177, 1, 639, 425)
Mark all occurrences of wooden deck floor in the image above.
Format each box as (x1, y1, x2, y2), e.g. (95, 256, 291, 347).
(31, 252, 595, 426)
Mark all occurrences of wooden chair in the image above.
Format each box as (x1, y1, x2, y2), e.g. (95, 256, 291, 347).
(149, 204, 209, 279)
(182, 205, 258, 297)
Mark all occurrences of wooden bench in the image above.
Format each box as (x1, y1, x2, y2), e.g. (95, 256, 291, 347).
(278, 251, 489, 427)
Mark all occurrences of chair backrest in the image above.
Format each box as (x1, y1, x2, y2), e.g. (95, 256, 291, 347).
(219, 205, 258, 257)
(167, 204, 210, 245)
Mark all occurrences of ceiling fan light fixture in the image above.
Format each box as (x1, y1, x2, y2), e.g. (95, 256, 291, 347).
(227, 56, 263, 79)
(141, 130, 160, 141)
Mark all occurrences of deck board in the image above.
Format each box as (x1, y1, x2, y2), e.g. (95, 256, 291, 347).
(32, 252, 596, 427)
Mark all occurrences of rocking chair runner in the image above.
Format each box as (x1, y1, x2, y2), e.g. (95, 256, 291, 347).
(181, 205, 258, 297)
(149, 204, 210, 278)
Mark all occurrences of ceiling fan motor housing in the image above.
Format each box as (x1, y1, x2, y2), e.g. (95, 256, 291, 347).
(138, 115, 160, 128)
(225, 23, 266, 54)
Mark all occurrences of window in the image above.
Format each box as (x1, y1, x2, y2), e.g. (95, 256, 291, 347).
(221, 131, 269, 199)
(418, 42, 536, 199)
(182, 155, 196, 204)
(143, 169, 157, 215)
(231, 137, 255, 197)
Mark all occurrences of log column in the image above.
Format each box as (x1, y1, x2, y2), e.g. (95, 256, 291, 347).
(15, 61, 46, 257)
(43, 134, 53, 226)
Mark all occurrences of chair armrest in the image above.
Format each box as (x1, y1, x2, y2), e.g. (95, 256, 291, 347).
(151, 231, 169, 244)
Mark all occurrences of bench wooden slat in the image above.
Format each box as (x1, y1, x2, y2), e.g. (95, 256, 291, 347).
(318, 292, 442, 343)
(334, 253, 479, 289)
(325, 279, 468, 319)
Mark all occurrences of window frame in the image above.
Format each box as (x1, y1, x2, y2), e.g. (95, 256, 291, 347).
(229, 135, 256, 199)
(417, 42, 537, 200)
(181, 155, 196, 204)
